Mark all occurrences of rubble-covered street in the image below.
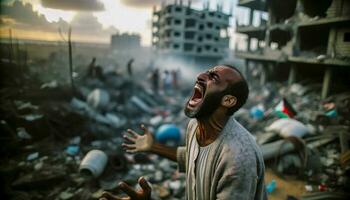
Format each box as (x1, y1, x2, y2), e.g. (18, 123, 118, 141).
(1, 54, 349, 199)
(1, 0, 350, 200)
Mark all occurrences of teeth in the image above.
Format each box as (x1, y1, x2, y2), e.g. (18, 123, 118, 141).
(194, 84, 203, 94)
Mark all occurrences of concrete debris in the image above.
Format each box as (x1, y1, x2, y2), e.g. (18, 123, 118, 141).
(16, 127, 32, 140)
(131, 96, 153, 114)
(266, 118, 314, 138)
(40, 80, 58, 89)
(1, 47, 348, 199)
(87, 89, 110, 110)
(27, 152, 39, 161)
(79, 150, 108, 178)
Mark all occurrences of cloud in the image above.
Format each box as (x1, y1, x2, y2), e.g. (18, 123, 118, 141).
(69, 13, 117, 39)
(0, 1, 116, 43)
(0, 1, 69, 32)
(120, 0, 201, 8)
(41, 0, 104, 11)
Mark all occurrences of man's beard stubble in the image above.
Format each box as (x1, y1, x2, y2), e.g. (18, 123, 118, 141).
(184, 89, 226, 119)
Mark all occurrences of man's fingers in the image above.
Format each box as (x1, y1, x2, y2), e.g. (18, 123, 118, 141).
(141, 124, 151, 135)
(122, 143, 136, 150)
(100, 191, 121, 200)
(123, 135, 136, 143)
(127, 129, 140, 137)
(138, 176, 152, 194)
(118, 182, 138, 199)
(126, 149, 137, 153)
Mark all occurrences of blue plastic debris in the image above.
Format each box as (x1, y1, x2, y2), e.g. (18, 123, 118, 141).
(266, 179, 276, 193)
(66, 145, 80, 156)
(155, 124, 181, 145)
(325, 109, 337, 118)
(250, 106, 264, 120)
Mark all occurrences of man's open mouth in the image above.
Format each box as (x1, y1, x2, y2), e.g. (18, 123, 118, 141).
(188, 83, 205, 107)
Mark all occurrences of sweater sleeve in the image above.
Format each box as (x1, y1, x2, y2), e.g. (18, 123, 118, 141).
(177, 119, 197, 173)
(176, 146, 186, 172)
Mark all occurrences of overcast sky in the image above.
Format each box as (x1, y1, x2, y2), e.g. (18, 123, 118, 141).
(0, 0, 256, 47)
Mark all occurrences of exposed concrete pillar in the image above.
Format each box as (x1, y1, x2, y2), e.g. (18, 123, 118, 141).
(327, 28, 337, 58)
(322, 67, 332, 99)
(288, 64, 297, 85)
(247, 36, 251, 51)
(249, 9, 254, 25)
(244, 60, 250, 80)
(260, 63, 267, 85)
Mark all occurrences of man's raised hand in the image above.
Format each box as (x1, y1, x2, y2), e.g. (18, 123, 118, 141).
(99, 177, 151, 200)
(122, 124, 154, 153)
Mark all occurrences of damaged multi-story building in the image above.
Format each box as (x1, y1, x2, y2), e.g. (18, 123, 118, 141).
(152, 0, 231, 66)
(235, 0, 350, 98)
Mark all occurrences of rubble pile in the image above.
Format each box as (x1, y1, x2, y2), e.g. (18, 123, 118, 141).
(1, 59, 349, 199)
(236, 80, 350, 197)
(0, 60, 189, 199)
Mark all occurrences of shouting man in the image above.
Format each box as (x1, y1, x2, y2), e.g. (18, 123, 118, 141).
(101, 65, 267, 200)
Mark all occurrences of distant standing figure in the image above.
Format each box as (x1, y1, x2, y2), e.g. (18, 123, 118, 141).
(162, 70, 172, 92)
(127, 58, 134, 77)
(171, 69, 178, 90)
(151, 68, 159, 94)
(87, 57, 96, 77)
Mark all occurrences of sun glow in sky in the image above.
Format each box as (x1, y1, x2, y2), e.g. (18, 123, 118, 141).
(13, 0, 160, 45)
(1, 0, 248, 47)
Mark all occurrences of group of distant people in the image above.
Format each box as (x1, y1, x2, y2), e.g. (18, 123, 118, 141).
(150, 68, 180, 94)
(86, 57, 180, 95)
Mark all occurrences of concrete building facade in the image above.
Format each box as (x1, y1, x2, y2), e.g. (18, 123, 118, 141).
(235, 0, 350, 98)
(152, 1, 231, 66)
(111, 33, 141, 51)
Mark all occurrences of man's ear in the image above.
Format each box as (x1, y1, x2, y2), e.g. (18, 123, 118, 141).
(221, 95, 237, 108)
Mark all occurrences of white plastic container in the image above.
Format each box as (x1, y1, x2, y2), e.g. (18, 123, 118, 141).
(79, 150, 108, 178)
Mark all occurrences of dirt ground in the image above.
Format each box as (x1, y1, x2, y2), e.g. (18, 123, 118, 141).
(265, 168, 306, 200)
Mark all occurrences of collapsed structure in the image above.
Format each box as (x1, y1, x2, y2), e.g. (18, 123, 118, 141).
(152, 0, 231, 66)
(235, 0, 350, 98)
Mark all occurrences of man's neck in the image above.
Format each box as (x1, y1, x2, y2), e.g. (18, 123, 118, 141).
(196, 112, 229, 146)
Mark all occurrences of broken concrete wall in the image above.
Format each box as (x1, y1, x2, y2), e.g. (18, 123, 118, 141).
(334, 27, 350, 57)
(326, 0, 350, 18)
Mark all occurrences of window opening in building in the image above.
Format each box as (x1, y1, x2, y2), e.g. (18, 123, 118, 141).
(174, 19, 181, 25)
(344, 32, 350, 42)
(185, 19, 196, 28)
(184, 43, 194, 51)
(185, 31, 195, 39)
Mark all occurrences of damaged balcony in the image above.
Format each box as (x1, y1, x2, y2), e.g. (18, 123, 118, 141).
(236, 24, 267, 40)
(267, 0, 297, 24)
(238, 0, 267, 11)
(291, 20, 350, 67)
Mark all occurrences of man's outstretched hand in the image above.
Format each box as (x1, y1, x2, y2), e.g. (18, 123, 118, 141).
(99, 177, 151, 200)
(122, 124, 154, 153)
